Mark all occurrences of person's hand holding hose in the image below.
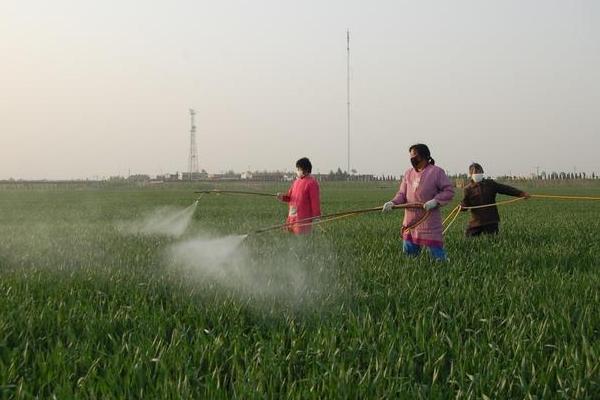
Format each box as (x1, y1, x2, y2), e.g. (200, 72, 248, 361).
(423, 199, 439, 211)
(382, 201, 395, 213)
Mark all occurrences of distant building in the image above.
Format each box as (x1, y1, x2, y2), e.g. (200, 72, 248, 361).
(181, 171, 208, 181)
(127, 174, 150, 183)
(241, 171, 253, 180)
(251, 172, 286, 181)
(208, 171, 240, 180)
(163, 172, 180, 182)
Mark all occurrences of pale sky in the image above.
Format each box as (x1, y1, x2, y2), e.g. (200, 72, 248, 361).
(1, 0, 599, 179)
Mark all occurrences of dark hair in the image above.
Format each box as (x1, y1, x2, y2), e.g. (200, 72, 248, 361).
(409, 144, 435, 165)
(296, 157, 312, 173)
(469, 162, 484, 174)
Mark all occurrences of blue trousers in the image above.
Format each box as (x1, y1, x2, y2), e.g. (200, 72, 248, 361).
(403, 240, 447, 261)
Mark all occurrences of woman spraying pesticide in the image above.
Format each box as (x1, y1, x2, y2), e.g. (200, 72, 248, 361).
(460, 162, 529, 237)
(277, 157, 321, 235)
(382, 144, 454, 261)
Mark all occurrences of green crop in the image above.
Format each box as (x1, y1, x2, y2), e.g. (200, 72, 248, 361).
(0, 182, 599, 398)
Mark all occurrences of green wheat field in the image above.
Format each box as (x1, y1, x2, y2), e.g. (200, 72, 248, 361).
(1, 181, 599, 398)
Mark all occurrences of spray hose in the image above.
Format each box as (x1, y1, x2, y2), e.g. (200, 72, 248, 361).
(194, 189, 600, 236)
(248, 203, 428, 236)
(194, 190, 432, 235)
(194, 189, 278, 197)
(442, 193, 600, 234)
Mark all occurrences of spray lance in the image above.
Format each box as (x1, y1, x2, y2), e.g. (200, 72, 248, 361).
(194, 189, 278, 198)
(193, 189, 430, 238)
(244, 203, 430, 238)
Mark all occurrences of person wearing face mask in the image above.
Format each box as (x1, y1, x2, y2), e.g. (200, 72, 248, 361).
(381, 144, 455, 261)
(276, 157, 321, 235)
(460, 162, 529, 237)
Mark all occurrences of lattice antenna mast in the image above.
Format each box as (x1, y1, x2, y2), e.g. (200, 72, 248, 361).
(188, 109, 199, 179)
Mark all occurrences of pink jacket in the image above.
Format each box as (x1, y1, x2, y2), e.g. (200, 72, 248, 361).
(391, 164, 454, 247)
(281, 175, 321, 234)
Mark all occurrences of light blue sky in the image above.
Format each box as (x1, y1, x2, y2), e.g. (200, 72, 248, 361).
(1, 0, 598, 179)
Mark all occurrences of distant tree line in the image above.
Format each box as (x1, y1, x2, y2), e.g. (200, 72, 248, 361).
(318, 168, 397, 182)
(499, 171, 597, 181)
(5, 169, 596, 185)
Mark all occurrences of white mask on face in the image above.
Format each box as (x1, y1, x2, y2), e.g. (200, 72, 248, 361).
(471, 173, 484, 183)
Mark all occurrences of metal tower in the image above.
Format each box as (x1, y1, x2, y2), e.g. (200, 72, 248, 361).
(188, 109, 199, 179)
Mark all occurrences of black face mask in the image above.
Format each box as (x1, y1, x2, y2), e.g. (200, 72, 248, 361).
(410, 156, 421, 168)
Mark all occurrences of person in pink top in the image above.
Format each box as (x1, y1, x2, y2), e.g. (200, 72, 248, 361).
(382, 144, 454, 261)
(277, 157, 321, 235)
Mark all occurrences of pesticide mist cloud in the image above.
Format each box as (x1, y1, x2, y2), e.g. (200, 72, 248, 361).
(165, 234, 339, 310)
(118, 201, 198, 237)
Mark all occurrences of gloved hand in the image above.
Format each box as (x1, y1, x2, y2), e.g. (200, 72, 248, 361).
(423, 199, 439, 211)
(382, 201, 395, 213)
(276, 192, 284, 201)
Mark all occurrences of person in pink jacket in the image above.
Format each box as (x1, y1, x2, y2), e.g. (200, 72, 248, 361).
(277, 157, 321, 235)
(382, 144, 454, 261)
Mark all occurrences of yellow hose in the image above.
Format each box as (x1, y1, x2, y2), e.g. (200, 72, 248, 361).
(442, 205, 462, 235)
(442, 193, 600, 234)
(530, 194, 600, 201)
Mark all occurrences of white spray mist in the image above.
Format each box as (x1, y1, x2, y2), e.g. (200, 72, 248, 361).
(165, 233, 339, 311)
(118, 201, 198, 237)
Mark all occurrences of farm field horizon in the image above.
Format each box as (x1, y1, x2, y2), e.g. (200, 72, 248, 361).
(1, 181, 599, 398)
